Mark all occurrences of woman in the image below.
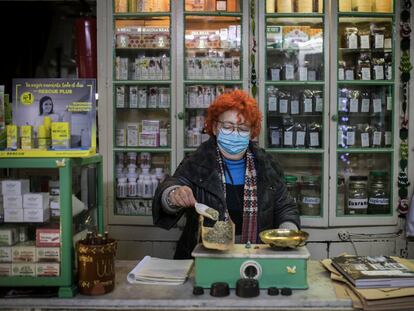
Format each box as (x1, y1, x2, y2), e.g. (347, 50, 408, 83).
(153, 90, 300, 259)
(34, 96, 60, 130)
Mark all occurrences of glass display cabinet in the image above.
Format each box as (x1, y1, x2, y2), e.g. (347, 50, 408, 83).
(182, 0, 244, 153)
(330, 0, 396, 226)
(112, 1, 172, 223)
(262, 0, 328, 226)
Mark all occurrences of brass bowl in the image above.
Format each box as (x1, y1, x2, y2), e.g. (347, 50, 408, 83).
(259, 229, 309, 249)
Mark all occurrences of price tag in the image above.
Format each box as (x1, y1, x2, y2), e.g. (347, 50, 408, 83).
(299, 67, 308, 81)
(361, 133, 369, 147)
(373, 98, 382, 113)
(374, 65, 384, 80)
(284, 131, 293, 146)
(291, 100, 299, 114)
(361, 99, 370, 113)
(360, 35, 370, 49)
(338, 97, 347, 112)
(375, 34, 384, 49)
(361, 67, 371, 80)
(304, 98, 313, 113)
(349, 33, 358, 49)
(315, 96, 323, 112)
(285, 64, 294, 80)
(271, 129, 280, 145)
(279, 99, 288, 114)
(338, 68, 345, 80)
(373, 131, 382, 146)
(268, 96, 277, 111)
(296, 131, 305, 146)
(310, 132, 319, 147)
(350, 98, 359, 113)
(347, 131, 355, 146)
(271, 68, 281, 81)
(345, 70, 354, 80)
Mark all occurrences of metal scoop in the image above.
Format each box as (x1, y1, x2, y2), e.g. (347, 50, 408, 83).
(195, 202, 219, 221)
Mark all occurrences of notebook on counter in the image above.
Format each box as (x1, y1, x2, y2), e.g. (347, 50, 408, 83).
(127, 256, 194, 285)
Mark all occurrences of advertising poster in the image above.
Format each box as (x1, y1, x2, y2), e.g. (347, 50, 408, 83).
(3, 79, 96, 157)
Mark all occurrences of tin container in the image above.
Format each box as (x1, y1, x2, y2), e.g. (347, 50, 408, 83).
(77, 239, 117, 295)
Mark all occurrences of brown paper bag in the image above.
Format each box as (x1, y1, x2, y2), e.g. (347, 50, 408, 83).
(200, 215, 234, 251)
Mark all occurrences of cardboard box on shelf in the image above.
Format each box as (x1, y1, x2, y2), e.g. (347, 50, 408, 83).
(0, 246, 12, 262)
(36, 227, 60, 247)
(3, 195, 23, 209)
(36, 262, 60, 277)
(12, 241, 36, 262)
(12, 262, 36, 276)
(2, 180, 30, 196)
(4, 208, 23, 222)
(0, 263, 11, 276)
(36, 247, 60, 262)
(23, 193, 50, 209)
(23, 208, 50, 223)
(0, 227, 18, 246)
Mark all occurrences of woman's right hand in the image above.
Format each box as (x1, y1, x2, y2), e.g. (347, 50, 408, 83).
(168, 186, 196, 208)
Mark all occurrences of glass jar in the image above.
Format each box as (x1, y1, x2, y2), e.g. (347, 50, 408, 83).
(368, 171, 390, 214)
(299, 175, 321, 216)
(284, 175, 298, 204)
(346, 175, 368, 214)
(337, 175, 346, 216)
(117, 177, 128, 199)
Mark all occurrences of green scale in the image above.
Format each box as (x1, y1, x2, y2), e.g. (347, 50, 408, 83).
(192, 244, 310, 289)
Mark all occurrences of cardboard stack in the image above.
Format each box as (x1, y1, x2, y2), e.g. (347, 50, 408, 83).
(321, 257, 414, 310)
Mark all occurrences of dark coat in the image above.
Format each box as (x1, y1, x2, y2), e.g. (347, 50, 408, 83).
(152, 137, 300, 259)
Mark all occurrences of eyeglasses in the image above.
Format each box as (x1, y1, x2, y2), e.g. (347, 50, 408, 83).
(216, 120, 251, 137)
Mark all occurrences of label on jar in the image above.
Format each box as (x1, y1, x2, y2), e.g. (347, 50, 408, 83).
(361, 132, 369, 147)
(271, 129, 280, 145)
(279, 99, 288, 113)
(347, 131, 355, 146)
(302, 197, 320, 205)
(386, 96, 392, 111)
(304, 98, 312, 113)
(291, 100, 299, 114)
(384, 38, 392, 49)
(374, 65, 384, 80)
(271, 68, 281, 81)
(385, 131, 392, 146)
(338, 68, 345, 80)
(285, 64, 294, 80)
(369, 198, 389, 205)
(296, 131, 305, 146)
(350, 98, 359, 112)
(310, 132, 319, 147)
(284, 132, 293, 146)
(360, 35, 370, 49)
(315, 96, 323, 112)
(361, 67, 371, 80)
(268, 96, 277, 111)
(338, 97, 347, 112)
(345, 70, 354, 80)
(375, 34, 384, 49)
(299, 67, 308, 81)
(387, 66, 392, 80)
(361, 99, 370, 112)
(308, 70, 316, 81)
(348, 198, 368, 209)
(349, 33, 358, 49)
(338, 129, 346, 146)
(373, 131, 382, 146)
(373, 98, 382, 113)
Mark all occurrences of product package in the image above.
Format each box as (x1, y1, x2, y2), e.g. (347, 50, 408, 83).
(2, 78, 96, 157)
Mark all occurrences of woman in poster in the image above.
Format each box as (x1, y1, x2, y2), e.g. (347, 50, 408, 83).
(34, 96, 61, 130)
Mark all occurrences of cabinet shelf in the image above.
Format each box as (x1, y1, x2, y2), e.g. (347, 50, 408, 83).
(268, 113, 323, 118)
(266, 81, 324, 86)
(338, 12, 394, 18)
(338, 48, 392, 53)
(115, 107, 170, 111)
(337, 80, 394, 86)
(114, 12, 170, 19)
(184, 80, 242, 84)
(114, 147, 171, 152)
(265, 148, 324, 154)
(184, 12, 242, 17)
(116, 47, 170, 51)
(337, 148, 393, 153)
(265, 13, 324, 18)
(186, 47, 240, 51)
(113, 81, 171, 85)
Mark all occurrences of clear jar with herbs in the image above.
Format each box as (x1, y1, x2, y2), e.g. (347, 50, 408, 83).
(284, 175, 298, 204)
(346, 175, 368, 214)
(299, 175, 321, 216)
(368, 171, 390, 214)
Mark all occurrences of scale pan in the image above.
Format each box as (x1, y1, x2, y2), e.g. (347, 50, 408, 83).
(259, 229, 309, 249)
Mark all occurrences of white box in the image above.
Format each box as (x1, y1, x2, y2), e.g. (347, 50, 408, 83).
(2, 180, 30, 196)
(36, 263, 60, 277)
(48, 180, 60, 195)
(12, 263, 36, 276)
(0, 263, 11, 276)
(127, 124, 139, 147)
(12, 241, 36, 262)
(4, 208, 23, 222)
(0, 246, 12, 262)
(51, 209, 60, 217)
(36, 247, 60, 262)
(50, 200, 60, 210)
(23, 193, 49, 209)
(23, 208, 50, 223)
(232, 56, 240, 80)
(3, 195, 23, 209)
(0, 227, 18, 246)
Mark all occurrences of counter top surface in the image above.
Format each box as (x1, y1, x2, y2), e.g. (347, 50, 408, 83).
(0, 260, 353, 310)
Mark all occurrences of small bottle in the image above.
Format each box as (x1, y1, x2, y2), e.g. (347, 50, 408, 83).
(117, 177, 128, 198)
(151, 175, 159, 197)
(137, 174, 145, 197)
(37, 125, 48, 150)
(155, 168, 165, 182)
(127, 176, 138, 197)
(142, 175, 153, 198)
(85, 231, 93, 244)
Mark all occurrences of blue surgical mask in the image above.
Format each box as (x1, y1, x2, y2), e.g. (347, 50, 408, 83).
(217, 130, 249, 155)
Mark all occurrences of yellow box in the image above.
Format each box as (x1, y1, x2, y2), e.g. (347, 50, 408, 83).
(51, 122, 71, 149)
(6, 125, 18, 150)
(20, 125, 34, 150)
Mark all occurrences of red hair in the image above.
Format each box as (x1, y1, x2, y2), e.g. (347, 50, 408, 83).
(205, 90, 262, 139)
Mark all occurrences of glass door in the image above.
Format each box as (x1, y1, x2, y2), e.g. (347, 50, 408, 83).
(330, 0, 396, 226)
(261, 0, 328, 226)
(112, 0, 172, 223)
